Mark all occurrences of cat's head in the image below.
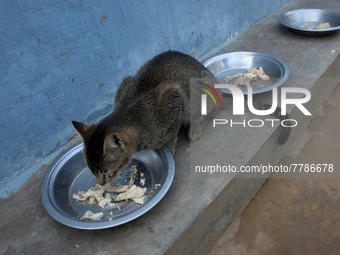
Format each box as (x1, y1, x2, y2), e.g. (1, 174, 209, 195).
(72, 121, 132, 185)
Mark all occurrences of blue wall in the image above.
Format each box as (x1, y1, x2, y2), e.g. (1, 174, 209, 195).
(0, 0, 289, 195)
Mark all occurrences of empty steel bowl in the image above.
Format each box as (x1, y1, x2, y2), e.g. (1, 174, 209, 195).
(278, 9, 340, 36)
(41, 142, 175, 229)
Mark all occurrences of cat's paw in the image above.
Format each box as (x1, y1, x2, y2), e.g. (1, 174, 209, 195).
(188, 126, 203, 142)
(165, 138, 177, 157)
(170, 148, 176, 157)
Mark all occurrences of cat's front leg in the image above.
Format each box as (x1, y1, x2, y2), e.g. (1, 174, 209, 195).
(188, 124, 203, 142)
(188, 109, 217, 142)
(165, 137, 177, 157)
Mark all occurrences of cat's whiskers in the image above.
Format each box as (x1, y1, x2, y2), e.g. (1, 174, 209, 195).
(112, 167, 134, 185)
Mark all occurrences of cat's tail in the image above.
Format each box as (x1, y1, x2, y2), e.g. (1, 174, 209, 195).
(253, 101, 291, 145)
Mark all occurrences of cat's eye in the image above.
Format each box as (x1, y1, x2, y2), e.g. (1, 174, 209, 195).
(107, 172, 115, 177)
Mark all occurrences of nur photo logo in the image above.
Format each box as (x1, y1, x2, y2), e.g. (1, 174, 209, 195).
(200, 83, 312, 129)
(196, 82, 223, 115)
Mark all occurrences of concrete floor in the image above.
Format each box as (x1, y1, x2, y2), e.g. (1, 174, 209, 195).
(208, 84, 340, 255)
(1, 1, 340, 254)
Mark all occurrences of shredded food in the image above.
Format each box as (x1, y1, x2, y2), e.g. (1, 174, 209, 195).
(224, 67, 270, 88)
(72, 165, 147, 221)
(81, 211, 103, 221)
(300, 22, 331, 29)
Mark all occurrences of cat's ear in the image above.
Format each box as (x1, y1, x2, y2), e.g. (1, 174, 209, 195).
(72, 121, 95, 141)
(103, 133, 127, 161)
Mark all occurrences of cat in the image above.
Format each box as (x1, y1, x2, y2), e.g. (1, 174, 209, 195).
(72, 50, 291, 185)
(72, 51, 218, 185)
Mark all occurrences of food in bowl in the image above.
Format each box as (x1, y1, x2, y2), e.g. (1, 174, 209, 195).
(224, 67, 270, 88)
(300, 22, 331, 29)
(72, 165, 147, 214)
(81, 211, 104, 221)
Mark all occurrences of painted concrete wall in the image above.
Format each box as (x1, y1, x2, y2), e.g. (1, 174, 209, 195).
(0, 0, 289, 194)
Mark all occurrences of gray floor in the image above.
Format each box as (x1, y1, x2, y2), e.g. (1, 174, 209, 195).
(1, 0, 340, 254)
(209, 83, 340, 255)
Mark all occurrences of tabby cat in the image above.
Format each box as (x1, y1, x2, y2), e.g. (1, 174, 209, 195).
(72, 51, 218, 185)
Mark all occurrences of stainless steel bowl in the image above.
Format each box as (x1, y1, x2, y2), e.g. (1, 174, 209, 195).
(41, 142, 175, 230)
(203, 51, 289, 94)
(278, 9, 340, 36)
